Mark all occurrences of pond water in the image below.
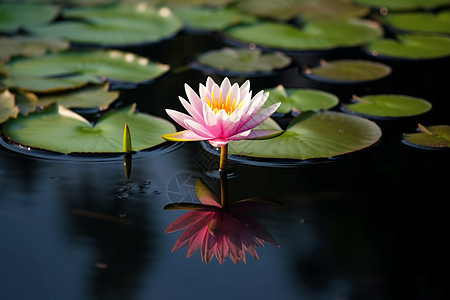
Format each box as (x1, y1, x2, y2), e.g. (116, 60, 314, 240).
(1, 30, 449, 300)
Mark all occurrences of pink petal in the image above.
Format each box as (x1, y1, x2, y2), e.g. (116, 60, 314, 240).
(219, 77, 231, 100)
(186, 227, 207, 257)
(165, 211, 212, 233)
(165, 109, 194, 129)
(239, 80, 250, 99)
(172, 213, 214, 251)
(208, 139, 229, 148)
(237, 102, 280, 133)
(184, 119, 215, 138)
(205, 76, 215, 91)
(179, 96, 202, 122)
(202, 102, 218, 127)
(184, 84, 204, 117)
(162, 130, 208, 142)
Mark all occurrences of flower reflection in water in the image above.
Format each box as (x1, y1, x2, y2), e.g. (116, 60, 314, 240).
(164, 178, 280, 265)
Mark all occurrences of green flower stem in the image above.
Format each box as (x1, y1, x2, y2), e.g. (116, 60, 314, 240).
(219, 144, 228, 172)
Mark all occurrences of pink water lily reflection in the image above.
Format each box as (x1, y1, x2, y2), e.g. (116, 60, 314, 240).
(162, 77, 282, 147)
(164, 179, 280, 265)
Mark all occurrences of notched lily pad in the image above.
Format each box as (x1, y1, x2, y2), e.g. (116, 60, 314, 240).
(342, 94, 432, 119)
(192, 48, 292, 76)
(0, 3, 59, 33)
(0, 89, 19, 123)
(367, 34, 450, 60)
(402, 124, 450, 149)
(228, 111, 382, 161)
(4, 50, 170, 85)
(225, 20, 383, 52)
(0, 36, 69, 60)
(262, 85, 339, 114)
(382, 11, 450, 35)
(3, 103, 176, 154)
(302, 59, 391, 83)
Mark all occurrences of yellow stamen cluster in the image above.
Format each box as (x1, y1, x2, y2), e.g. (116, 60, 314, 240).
(206, 91, 242, 115)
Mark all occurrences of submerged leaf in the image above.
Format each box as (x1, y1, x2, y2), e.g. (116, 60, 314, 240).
(3, 104, 176, 154)
(403, 124, 450, 149)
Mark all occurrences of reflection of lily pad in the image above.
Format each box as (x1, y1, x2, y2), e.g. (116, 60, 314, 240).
(402, 124, 450, 149)
(5, 50, 170, 84)
(0, 3, 59, 33)
(37, 83, 119, 110)
(225, 20, 382, 51)
(302, 60, 391, 83)
(192, 48, 291, 75)
(229, 111, 381, 160)
(31, 6, 182, 46)
(174, 6, 255, 32)
(368, 34, 450, 60)
(0, 89, 19, 123)
(343, 94, 432, 119)
(0, 36, 70, 59)
(263, 85, 338, 114)
(3, 104, 176, 154)
(382, 11, 450, 34)
(236, 0, 369, 21)
(353, 0, 450, 10)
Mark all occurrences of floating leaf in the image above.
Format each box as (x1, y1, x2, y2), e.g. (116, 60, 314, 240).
(192, 48, 291, 75)
(225, 20, 382, 51)
(31, 6, 182, 46)
(14, 90, 38, 116)
(174, 6, 255, 32)
(236, 0, 369, 22)
(1, 74, 103, 93)
(263, 85, 338, 114)
(3, 104, 176, 154)
(0, 36, 69, 59)
(0, 3, 59, 33)
(37, 83, 119, 110)
(402, 124, 450, 149)
(352, 0, 450, 10)
(382, 11, 450, 35)
(343, 94, 432, 119)
(5, 50, 170, 85)
(302, 60, 392, 83)
(228, 111, 381, 160)
(368, 34, 450, 60)
(0, 89, 19, 123)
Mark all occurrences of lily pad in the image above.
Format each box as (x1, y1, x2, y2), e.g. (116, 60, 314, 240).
(174, 6, 255, 32)
(236, 0, 369, 22)
(302, 59, 392, 83)
(225, 20, 382, 52)
(228, 111, 382, 160)
(14, 90, 38, 116)
(382, 11, 450, 35)
(402, 124, 450, 149)
(342, 94, 432, 119)
(368, 34, 450, 60)
(0, 89, 19, 123)
(352, 0, 450, 10)
(0, 36, 70, 59)
(4, 50, 170, 85)
(0, 3, 59, 33)
(1, 74, 103, 93)
(3, 104, 176, 154)
(192, 48, 291, 76)
(37, 83, 119, 110)
(262, 85, 339, 114)
(31, 6, 182, 46)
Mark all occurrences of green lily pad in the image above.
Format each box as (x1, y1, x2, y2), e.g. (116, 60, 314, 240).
(4, 50, 170, 85)
(14, 90, 38, 116)
(0, 89, 19, 123)
(31, 6, 182, 46)
(236, 0, 369, 22)
(37, 83, 119, 110)
(0, 36, 70, 59)
(368, 34, 450, 60)
(228, 111, 382, 160)
(352, 0, 450, 10)
(1, 74, 103, 93)
(343, 94, 432, 119)
(3, 104, 176, 154)
(382, 11, 450, 35)
(0, 3, 59, 33)
(174, 6, 255, 32)
(402, 124, 450, 149)
(302, 59, 392, 83)
(262, 85, 339, 114)
(192, 48, 291, 75)
(225, 20, 382, 51)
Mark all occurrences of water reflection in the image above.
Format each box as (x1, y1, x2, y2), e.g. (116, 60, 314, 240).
(164, 173, 281, 265)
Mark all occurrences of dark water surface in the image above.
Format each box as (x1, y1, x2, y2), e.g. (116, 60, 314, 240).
(1, 32, 449, 300)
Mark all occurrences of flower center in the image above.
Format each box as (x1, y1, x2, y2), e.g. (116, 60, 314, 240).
(206, 91, 243, 115)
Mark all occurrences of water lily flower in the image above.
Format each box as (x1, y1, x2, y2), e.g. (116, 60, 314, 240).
(164, 179, 280, 265)
(162, 77, 282, 148)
